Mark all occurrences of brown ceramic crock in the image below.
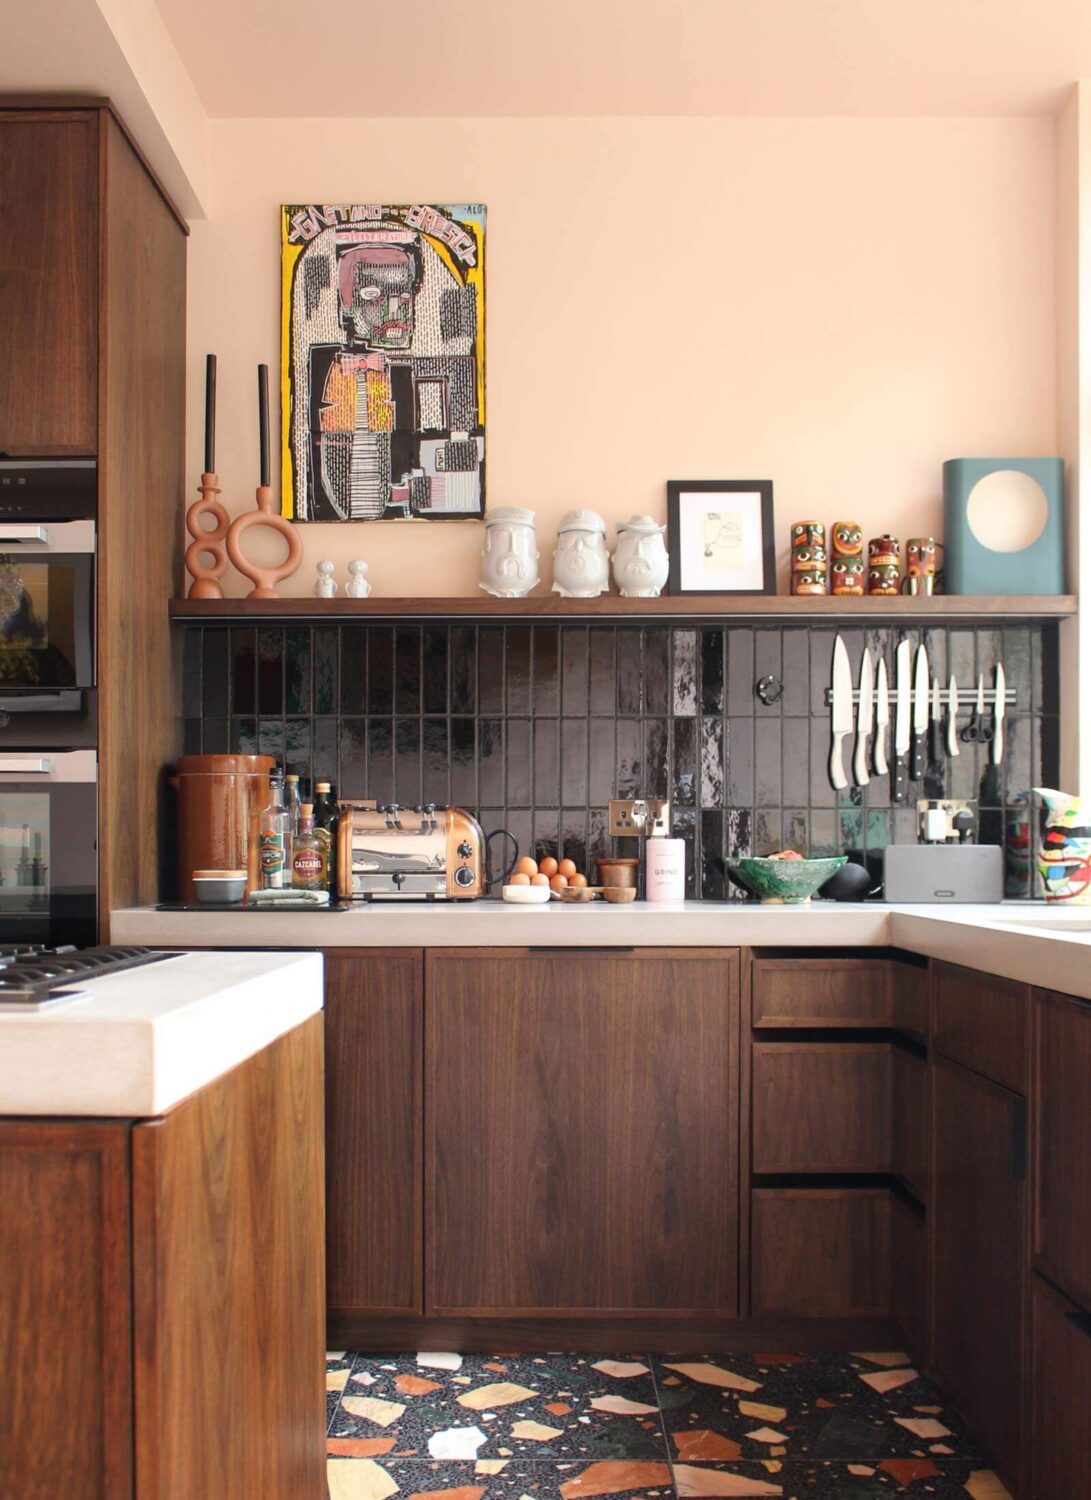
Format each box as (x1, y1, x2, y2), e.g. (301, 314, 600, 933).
(595, 856, 641, 889)
(171, 754, 275, 903)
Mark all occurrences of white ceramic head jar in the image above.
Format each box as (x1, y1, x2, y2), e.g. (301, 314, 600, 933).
(552, 508, 610, 597)
(612, 515, 669, 597)
(480, 506, 540, 597)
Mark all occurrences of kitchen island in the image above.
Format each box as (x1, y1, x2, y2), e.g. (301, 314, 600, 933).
(0, 951, 327, 1500)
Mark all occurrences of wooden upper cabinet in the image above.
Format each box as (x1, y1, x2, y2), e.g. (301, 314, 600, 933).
(0, 112, 99, 454)
(1032, 988, 1091, 1310)
(425, 947, 740, 1316)
(932, 960, 1028, 1094)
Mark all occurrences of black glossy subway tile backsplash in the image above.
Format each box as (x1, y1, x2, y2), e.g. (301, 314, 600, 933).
(181, 620, 1060, 899)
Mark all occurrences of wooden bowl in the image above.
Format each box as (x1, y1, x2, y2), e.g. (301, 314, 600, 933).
(554, 885, 599, 903)
(601, 886, 637, 904)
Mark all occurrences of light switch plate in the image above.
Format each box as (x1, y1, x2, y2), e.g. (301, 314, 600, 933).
(608, 798, 670, 838)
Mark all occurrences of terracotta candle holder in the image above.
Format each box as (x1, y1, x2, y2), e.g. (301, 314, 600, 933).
(226, 485, 303, 599)
(184, 472, 230, 599)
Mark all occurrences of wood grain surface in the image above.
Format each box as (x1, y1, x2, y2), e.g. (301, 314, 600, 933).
(751, 1187, 891, 1318)
(1032, 987, 1091, 1310)
(931, 960, 1028, 1094)
(752, 1041, 893, 1173)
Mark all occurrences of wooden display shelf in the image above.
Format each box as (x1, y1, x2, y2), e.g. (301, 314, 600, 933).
(169, 593, 1077, 624)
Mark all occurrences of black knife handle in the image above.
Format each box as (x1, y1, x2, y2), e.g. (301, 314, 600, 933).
(891, 753, 908, 804)
(910, 730, 925, 781)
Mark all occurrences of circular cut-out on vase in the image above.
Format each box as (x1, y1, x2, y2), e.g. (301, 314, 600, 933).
(965, 469, 1049, 553)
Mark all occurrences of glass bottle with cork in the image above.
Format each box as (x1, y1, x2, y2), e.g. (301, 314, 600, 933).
(258, 769, 290, 889)
(291, 803, 325, 890)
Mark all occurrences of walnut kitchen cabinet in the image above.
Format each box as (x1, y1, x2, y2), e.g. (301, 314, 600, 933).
(324, 950, 424, 1320)
(0, 1017, 326, 1500)
(424, 947, 740, 1316)
(1028, 1273, 1091, 1500)
(1031, 987, 1091, 1310)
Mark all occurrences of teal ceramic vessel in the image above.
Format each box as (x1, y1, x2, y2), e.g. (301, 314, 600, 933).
(725, 855, 847, 904)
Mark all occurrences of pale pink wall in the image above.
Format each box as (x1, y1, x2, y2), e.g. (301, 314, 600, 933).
(186, 115, 1057, 597)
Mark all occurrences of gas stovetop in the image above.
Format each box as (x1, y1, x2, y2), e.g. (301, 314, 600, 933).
(0, 945, 170, 1012)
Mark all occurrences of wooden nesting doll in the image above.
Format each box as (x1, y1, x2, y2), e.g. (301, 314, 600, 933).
(905, 537, 941, 596)
(830, 519, 865, 595)
(790, 520, 828, 595)
(868, 535, 901, 596)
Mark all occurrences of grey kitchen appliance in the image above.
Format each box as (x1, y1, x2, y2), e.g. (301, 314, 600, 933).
(0, 751, 97, 946)
(884, 842, 1003, 903)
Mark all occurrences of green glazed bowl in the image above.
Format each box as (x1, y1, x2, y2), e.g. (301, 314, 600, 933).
(724, 855, 847, 904)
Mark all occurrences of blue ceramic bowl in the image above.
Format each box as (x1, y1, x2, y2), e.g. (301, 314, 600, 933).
(724, 855, 847, 904)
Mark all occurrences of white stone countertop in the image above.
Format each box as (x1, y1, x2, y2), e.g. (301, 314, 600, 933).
(0, 950, 324, 1118)
(109, 900, 1091, 1003)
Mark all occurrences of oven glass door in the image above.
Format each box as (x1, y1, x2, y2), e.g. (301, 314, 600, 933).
(0, 753, 97, 947)
(0, 540, 94, 691)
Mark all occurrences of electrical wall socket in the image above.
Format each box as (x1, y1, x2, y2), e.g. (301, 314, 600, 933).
(916, 798, 977, 843)
(608, 798, 670, 838)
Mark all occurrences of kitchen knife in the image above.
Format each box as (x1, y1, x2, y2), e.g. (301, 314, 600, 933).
(930, 678, 943, 762)
(853, 647, 873, 787)
(992, 661, 1006, 765)
(910, 643, 929, 781)
(829, 634, 853, 791)
(947, 673, 960, 758)
(873, 655, 889, 776)
(892, 639, 911, 803)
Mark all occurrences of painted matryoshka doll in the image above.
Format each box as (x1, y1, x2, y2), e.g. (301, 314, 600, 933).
(1035, 788, 1091, 903)
(790, 520, 828, 596)
(905, 537, 942, 596)
(868, 535, 901, 596)
(831, 555, 866, 595)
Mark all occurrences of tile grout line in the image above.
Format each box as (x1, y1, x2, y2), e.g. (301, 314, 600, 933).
(646, 1352, 679, 1489)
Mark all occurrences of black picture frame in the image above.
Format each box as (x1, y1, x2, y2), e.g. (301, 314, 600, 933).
(666, 480, 776, 596)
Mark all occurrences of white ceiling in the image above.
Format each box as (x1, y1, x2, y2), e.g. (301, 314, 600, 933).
(153, 0, 1091, 118)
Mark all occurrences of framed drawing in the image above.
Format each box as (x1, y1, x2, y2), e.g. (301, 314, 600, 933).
(666, 480, 775, 595)
(280, 202, 486, 522)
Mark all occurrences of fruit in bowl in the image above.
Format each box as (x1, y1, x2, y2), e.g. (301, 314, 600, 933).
(724, 853, 847, 904)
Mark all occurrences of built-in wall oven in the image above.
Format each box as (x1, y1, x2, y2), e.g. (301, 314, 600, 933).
(0, 752, 97, 947)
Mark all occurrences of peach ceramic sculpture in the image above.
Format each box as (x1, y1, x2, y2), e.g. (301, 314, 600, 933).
(184, 473, 230, 598)
(226, 486, 303, 599)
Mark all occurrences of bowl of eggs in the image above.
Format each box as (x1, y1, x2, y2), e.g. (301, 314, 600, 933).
(503, 854, 591, 904)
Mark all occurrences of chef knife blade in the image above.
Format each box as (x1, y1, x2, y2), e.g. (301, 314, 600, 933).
(892, 639, 911, 803)
(992, 661, 1006, 765)
(946, 673, 960, 758)
(930, 678, 943, 762)
(829, 634, 853, 791)
(910, 643, 929, 781)
(873, 655, 889, 776)
(853, 647, 873, 786)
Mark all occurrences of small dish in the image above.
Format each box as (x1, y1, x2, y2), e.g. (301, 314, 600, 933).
(502, 883, 551, 904)
(554, 886, 599, 903)
(192, 869, 247, 905)
(601, 886, 637, 904)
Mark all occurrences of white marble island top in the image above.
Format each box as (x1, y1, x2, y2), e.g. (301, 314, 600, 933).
(109, 900, 1091, 1003)
(0, 950, 324, 1117)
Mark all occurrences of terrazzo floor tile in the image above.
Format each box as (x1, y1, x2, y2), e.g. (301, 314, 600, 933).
(651, 1355, 983, 1464)
(670, 1461, 1012, 1498)
(328, 1354, 669, 1460)
(325, 1456, 676, 1500)
(328, 1351, 354, 1430)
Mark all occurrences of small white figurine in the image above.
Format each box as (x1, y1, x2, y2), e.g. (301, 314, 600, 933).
(480, 506, 540, 597)
(313, 560, 337, 598)
(552, 508, 610, 597)
(612, 515, 670, 597)
(345, 559, 372, 598)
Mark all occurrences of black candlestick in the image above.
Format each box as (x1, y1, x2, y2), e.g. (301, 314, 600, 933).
(204, 353, 216, 474)
(257, 363, 270, 488)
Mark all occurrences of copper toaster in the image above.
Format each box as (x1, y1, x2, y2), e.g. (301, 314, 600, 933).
(336, 802, 485, 900)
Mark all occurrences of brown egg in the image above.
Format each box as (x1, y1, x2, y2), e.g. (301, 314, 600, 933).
(549, 873, 569, 892)
(538, 855, 559, 877)
(529, 872, 550, 887)
(569, 872, 588, 888)
(514, 855, 539, 877)
(557, 857, 577, 879)
(508, 872, 531, 886)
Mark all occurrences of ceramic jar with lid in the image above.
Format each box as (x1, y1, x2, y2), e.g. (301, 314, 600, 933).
(611, 515, 669, 597)
(480, 506, 540, 597)
(552, 509, 610, 597)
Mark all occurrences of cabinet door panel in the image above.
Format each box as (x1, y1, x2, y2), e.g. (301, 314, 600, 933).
(752, 1042, 891, 1173)
(932, 961, 1028, 1093)
(0, 1122, 132, 1500)
(752, 957, 891, 1027)
(1029, 1273, 1091, 1500)
(751, 1188, 890, 1317)
(325, 950, 423, 1314)
(426, 948, 739, 1315)
(0, 113, 99, 454)
(892, 1045, 929, 1200)
(930, 1055, 1025, 1489)
(1033, 988, 1091, 1309)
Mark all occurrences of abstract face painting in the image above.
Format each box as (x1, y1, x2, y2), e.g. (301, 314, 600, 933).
(281, 203, 486, 522)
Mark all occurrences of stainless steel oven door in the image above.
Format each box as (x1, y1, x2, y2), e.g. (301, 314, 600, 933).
(0, 520, 94, 692)
(0, 752, 97, 947)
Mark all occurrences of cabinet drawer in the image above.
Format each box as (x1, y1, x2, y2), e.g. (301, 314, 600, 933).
(1030, 1273, 1091, 1500)
(932, 961, 1028, 1093)
(892, 1046, 929, 1200)
(1033, 988, 1091, 1308)
(891, 960, 929, 1040)
(752, 1042, 891, 1173)
(890, 1192, 927, 1363)
(751, 1188, 890, 1317)
(752, 958, 891, 1027)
